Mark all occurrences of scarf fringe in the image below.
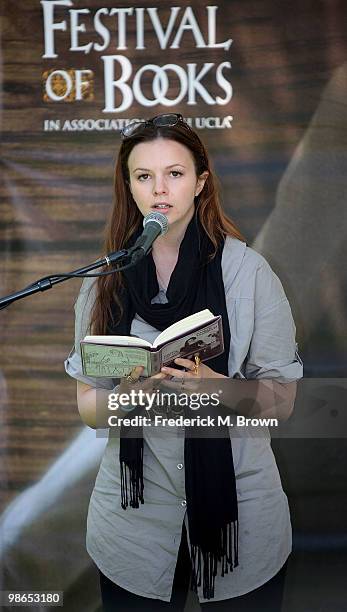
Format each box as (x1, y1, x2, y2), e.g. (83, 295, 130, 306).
(190, 521, 239, 600)
(120, 444, 144, 509)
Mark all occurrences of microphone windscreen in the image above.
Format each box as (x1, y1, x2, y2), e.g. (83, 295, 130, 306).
(143, 212, 169, 235)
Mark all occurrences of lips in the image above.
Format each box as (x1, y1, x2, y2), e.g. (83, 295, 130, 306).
(152, 203, 173, 210)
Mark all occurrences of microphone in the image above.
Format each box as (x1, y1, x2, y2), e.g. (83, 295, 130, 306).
(130, 212, 169, 261)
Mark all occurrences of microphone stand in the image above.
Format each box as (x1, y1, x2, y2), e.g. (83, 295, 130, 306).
(0, 247, 141, 311)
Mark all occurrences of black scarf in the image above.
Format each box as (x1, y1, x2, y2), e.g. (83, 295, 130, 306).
(109, 212, 239, 599)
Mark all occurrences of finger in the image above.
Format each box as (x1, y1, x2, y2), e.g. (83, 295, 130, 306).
(161, 379, 199, 395)
(139, 372, 167, 392)
(120, 366, 144, 389)
(134, 366, 144, 375)
(160, 380, 176, 388)
(161, 366, 188, 377)
(173, 357, 195, 368)
(146, 372, 167, 390)
(126, 366, 144, 382)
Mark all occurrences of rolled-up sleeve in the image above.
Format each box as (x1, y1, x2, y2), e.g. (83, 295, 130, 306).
(245, 261, 303, 382)
(64, 276, 114, 390)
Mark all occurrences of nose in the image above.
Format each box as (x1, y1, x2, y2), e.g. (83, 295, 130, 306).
(153, 175, 168, 196)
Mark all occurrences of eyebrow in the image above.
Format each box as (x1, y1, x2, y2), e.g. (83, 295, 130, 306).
(132, 164, 186, 172)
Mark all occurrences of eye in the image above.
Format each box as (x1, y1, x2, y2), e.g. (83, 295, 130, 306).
(170, 170, 183, 177)
(137, 173, 150, 181)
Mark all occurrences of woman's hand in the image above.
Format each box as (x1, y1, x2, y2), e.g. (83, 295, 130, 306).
(118, 366, 168, 396)
(117, 358, 226, 400)
(159, 357, 226, 396)
(161, 357, 226, 380)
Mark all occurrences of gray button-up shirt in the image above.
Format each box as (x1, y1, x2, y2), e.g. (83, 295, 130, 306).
(65, 237, 303, 603)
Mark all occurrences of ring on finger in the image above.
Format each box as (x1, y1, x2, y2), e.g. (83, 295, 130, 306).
(126, 369, 139, 384)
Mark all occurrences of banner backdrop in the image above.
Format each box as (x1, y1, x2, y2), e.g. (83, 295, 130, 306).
(1, 2, 347, 611)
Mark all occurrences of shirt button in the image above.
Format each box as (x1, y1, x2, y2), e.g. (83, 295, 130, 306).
(181, 500, 187, 507)
(177, 463, 184, 470)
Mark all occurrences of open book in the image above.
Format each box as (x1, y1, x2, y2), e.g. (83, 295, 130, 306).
(81, 309, 224, 378)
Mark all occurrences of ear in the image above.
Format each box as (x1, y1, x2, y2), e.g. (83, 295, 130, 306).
(195, 171, 209, 197)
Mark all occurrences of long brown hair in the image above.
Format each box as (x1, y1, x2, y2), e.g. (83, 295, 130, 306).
(91, 122, 245, 334)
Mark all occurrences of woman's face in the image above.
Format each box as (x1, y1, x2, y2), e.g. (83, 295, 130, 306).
(127, 138, 208, 236)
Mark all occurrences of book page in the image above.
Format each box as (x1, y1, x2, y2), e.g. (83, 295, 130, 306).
(153, 309, 214, 348)
(83, 335, 152, 348)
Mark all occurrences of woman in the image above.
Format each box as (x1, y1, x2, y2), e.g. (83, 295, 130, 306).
(65, 113, 303, 610)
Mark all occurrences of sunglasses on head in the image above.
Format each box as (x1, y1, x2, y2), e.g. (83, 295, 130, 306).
(120, 113, 192, 140)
